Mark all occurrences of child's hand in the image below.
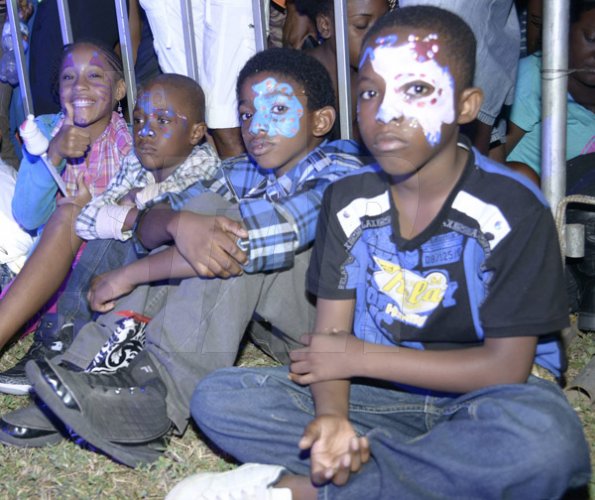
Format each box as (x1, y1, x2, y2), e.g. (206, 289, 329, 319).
(168, 212, 249, 278)
(47, 102, 92, 165)
(299, 415, 369, 486)
(56, 173, 91, 209)
(289, 332, 364, 385)
(87, 269, 134, 313)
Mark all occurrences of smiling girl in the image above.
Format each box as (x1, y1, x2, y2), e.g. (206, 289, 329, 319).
(13, 40, 130, 231)
(0, 41, 131, 393)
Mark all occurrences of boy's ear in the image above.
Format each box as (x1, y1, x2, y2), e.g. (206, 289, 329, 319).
(456, 87, 483, 125)
(189, 121, 207, 145)
(312, 106, 336, 138)
(115, 79, 126, 102)
(316, 13, 333, 40)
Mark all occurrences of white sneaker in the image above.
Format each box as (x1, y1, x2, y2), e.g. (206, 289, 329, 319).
(165, 463, 292, 500)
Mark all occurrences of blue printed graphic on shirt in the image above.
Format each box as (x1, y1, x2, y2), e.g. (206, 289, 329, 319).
(345, 222, 462, 346)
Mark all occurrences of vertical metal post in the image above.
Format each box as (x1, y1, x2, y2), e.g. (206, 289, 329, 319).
(181, 0, 199, 81)
(56, 0, 74, 45)
(541, 0, 569, 213)
(6, 0, 32, 116)
(334, 0, 352, 140)
(115, 0, 136, 123)
(252, 0, 267, 52)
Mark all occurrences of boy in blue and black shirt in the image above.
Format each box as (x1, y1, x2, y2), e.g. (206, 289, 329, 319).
(1, 48, 363, 467)
(170, 6, 591, 499)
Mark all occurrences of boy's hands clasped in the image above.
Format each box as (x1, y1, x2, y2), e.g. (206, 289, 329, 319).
(299, 414, 370, 486)
(168, 211, 249, 278)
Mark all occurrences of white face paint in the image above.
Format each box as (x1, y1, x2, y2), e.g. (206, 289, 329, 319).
(369, 34, 455, 147)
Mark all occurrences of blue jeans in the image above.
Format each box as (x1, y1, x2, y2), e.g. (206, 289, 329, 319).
(192, 366, 591, 500)
(56, 238, 138, 331)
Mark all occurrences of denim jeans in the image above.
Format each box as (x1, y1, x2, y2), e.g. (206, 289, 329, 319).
(56, 238, 138, 332)
(192, 366, 591, 500)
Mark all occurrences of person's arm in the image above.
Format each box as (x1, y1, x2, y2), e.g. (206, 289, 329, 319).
(134, 172, 227, 250)
(505, 121, 528, 157)
(12, 115, 65, 230)
(506, 122, 541, 185)
(292, 298, 371, 487)
(505, 55, 542, 183)
(291, 330, 538, 393)
(87, 245, 195, 312)
(75, 154, 141, 240)
(13, 106, 92, 230)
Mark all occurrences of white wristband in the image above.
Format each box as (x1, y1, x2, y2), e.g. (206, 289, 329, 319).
(95, 204, 133, 240)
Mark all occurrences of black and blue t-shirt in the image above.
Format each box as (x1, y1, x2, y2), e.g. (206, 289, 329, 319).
(307, 142, 568, 378)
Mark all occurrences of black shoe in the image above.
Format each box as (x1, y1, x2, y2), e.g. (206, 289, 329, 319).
(0, 315, 74, 396)
(0, 402, 64, 447)
(0, 401, 169, 466)
(26, 351, 171, 467)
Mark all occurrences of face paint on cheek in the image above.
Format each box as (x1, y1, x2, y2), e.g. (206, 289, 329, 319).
(370, 34, 455, 147)
(250, 77, 304, 138)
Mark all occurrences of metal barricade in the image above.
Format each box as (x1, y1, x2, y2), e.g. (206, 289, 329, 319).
(5, 0, 569, 207)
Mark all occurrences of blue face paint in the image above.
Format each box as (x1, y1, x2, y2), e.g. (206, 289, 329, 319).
(359, 34, 399, 69)
(135, 88, 187, 140)
(249, 77, 304, 138)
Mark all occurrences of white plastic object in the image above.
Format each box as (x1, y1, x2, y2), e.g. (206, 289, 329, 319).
(20, 114, 68, 196)
(20, 114, 49, 155)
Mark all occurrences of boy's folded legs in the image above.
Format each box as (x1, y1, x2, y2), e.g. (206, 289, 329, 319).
(193, 367, 591, 499)
(6, 246, 312, 464)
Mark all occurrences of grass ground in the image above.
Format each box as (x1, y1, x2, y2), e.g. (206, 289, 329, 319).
(0, 324, 592, 499)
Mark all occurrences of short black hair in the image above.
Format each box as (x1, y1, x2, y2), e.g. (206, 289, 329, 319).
(138, 73, 206, 123)
(363, 6, 476, 89)
(570, 0, 595, 23)
(294, 0, 333, 23)
(236, 48, 335, 111)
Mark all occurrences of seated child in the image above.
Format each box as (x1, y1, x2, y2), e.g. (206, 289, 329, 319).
(0, 48, 364, 467)
(0, 73, 218, 395)
(168, 7, 591, 499)
(0, 41, 131, 393)
(75, 73, 218, 242)
(294, 0, 390, 140)
(506, 0, 595, 185)
(13, 41, 130, 232)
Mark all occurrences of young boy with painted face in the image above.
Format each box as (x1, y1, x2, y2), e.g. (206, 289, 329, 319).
(1, 48, 363, 467)
(167, 7, 591, 499)
(75, 73, 219, 242)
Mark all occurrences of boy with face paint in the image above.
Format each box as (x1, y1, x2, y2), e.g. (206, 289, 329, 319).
(75, 73, 219, 242)
(2, 49, 363, 467)
(167, 7, 591, 500)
